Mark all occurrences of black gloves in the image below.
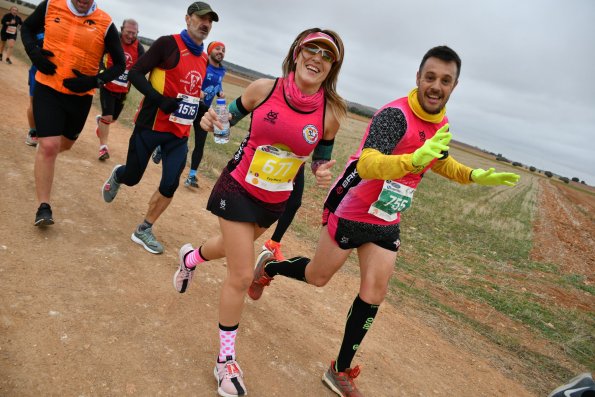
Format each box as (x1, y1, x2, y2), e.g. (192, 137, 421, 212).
(158, 96, 183, 114)
(27, 47, 57, 75)
(63, 69, 100, 93)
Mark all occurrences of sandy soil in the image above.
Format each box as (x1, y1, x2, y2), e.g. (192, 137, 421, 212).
(0, 53, 592, 397)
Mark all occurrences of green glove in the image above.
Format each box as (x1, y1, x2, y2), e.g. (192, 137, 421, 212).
(411, 124, 452, 167)
(471, 168, 520, 186)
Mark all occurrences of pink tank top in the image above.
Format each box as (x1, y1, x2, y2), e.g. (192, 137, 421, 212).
(329, 96, 448, 224)
(229, 78, 325, 203)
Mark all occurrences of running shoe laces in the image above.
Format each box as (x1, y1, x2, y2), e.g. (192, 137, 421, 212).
(263, 239, 286, 261)
(215, 356, 247, 396)
(323, 361, 363, 397)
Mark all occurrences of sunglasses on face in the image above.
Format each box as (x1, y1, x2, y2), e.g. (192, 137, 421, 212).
(301, 43, 337, 63)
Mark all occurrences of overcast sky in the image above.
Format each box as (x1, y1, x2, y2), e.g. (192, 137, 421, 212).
(27, 0, 595, 184)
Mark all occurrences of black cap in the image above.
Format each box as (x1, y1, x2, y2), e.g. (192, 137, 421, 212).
(187, 2, 219, 22)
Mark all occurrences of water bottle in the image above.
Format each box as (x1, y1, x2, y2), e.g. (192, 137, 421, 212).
(213, 98, 230, 144)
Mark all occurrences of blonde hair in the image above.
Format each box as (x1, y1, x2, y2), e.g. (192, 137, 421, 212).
(282, 28, 347, 122)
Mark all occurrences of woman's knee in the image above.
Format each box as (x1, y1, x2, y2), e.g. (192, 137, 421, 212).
(228, 270, 254, 291)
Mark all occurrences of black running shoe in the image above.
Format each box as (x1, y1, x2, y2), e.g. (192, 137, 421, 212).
(34, 203, 54, 226)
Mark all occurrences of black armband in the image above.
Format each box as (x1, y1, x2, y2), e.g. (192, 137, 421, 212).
(311, 138, 335, 173)
(312, 138, 334, 161)
(229, 96, 249, 126)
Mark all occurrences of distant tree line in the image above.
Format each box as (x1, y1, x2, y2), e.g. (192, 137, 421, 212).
(495, 154, 586, 185)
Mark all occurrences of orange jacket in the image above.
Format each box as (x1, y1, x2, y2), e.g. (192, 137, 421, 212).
(36, 0, 112, 95)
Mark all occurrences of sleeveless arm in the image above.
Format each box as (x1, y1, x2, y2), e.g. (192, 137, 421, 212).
(240, 78, 276, 112)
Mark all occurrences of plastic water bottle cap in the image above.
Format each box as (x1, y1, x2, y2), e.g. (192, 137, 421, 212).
(216, 98, 226, 105)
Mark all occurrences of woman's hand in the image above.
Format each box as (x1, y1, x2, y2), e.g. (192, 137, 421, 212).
(200, 108, 220, 132)
(314, 159, 336, 187)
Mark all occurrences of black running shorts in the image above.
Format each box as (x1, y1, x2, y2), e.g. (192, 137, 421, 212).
(33, 82, 93, 140)
(207, 167, 287, 228)
(323, 208, 401, 252)
(1, 32, 16, 42)
(99, 86, 127, 120)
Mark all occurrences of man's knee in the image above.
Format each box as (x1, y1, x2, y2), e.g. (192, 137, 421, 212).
(37, 138, 61, 157)
(307, 273, 331, 288)
(158, 184, 178, 198)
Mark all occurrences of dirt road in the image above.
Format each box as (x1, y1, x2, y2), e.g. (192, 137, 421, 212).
(0, 53, 588, 396)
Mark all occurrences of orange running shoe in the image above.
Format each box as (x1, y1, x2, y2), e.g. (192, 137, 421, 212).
(262, 239, 285, 261)
(322, 361, 364, 397)
(247, 250, 274, 300)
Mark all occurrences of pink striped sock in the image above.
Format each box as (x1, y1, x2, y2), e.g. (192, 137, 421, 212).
(218, 328, 238, 362)
(184, 246, 206, 269)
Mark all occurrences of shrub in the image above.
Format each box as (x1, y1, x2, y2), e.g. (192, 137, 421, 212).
(545, 171, 553, 178)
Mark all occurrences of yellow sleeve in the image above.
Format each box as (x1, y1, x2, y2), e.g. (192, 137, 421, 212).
(356, 148, 421, 180)
(431, 155, 474, 184)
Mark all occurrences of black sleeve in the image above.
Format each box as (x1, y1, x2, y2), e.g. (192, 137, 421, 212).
(98, 23, 125, 82)
(21, 1, 47, 53)
(362, 107, 408, 155)
(129, 35, 176, 102)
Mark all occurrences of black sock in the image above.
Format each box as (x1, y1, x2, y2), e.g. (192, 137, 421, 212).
(264, 256, 310, 282)
(335, 295, 379, 372)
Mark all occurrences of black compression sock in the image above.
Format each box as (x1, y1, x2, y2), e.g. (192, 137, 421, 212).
(264, 256, 310, 282)
(335, 295, 379, 372)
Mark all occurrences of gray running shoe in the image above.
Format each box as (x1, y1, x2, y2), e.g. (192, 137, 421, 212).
(102, 165, 122, 203)
(151, 146, 162, 164)
(131, 226, 164, 254)
(25, 131, 38, 147)
(548, 373, 595, 397)
(173, 243, 195, 293)
(322, 360, 364, 397)
(184, 175, 199, 188)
